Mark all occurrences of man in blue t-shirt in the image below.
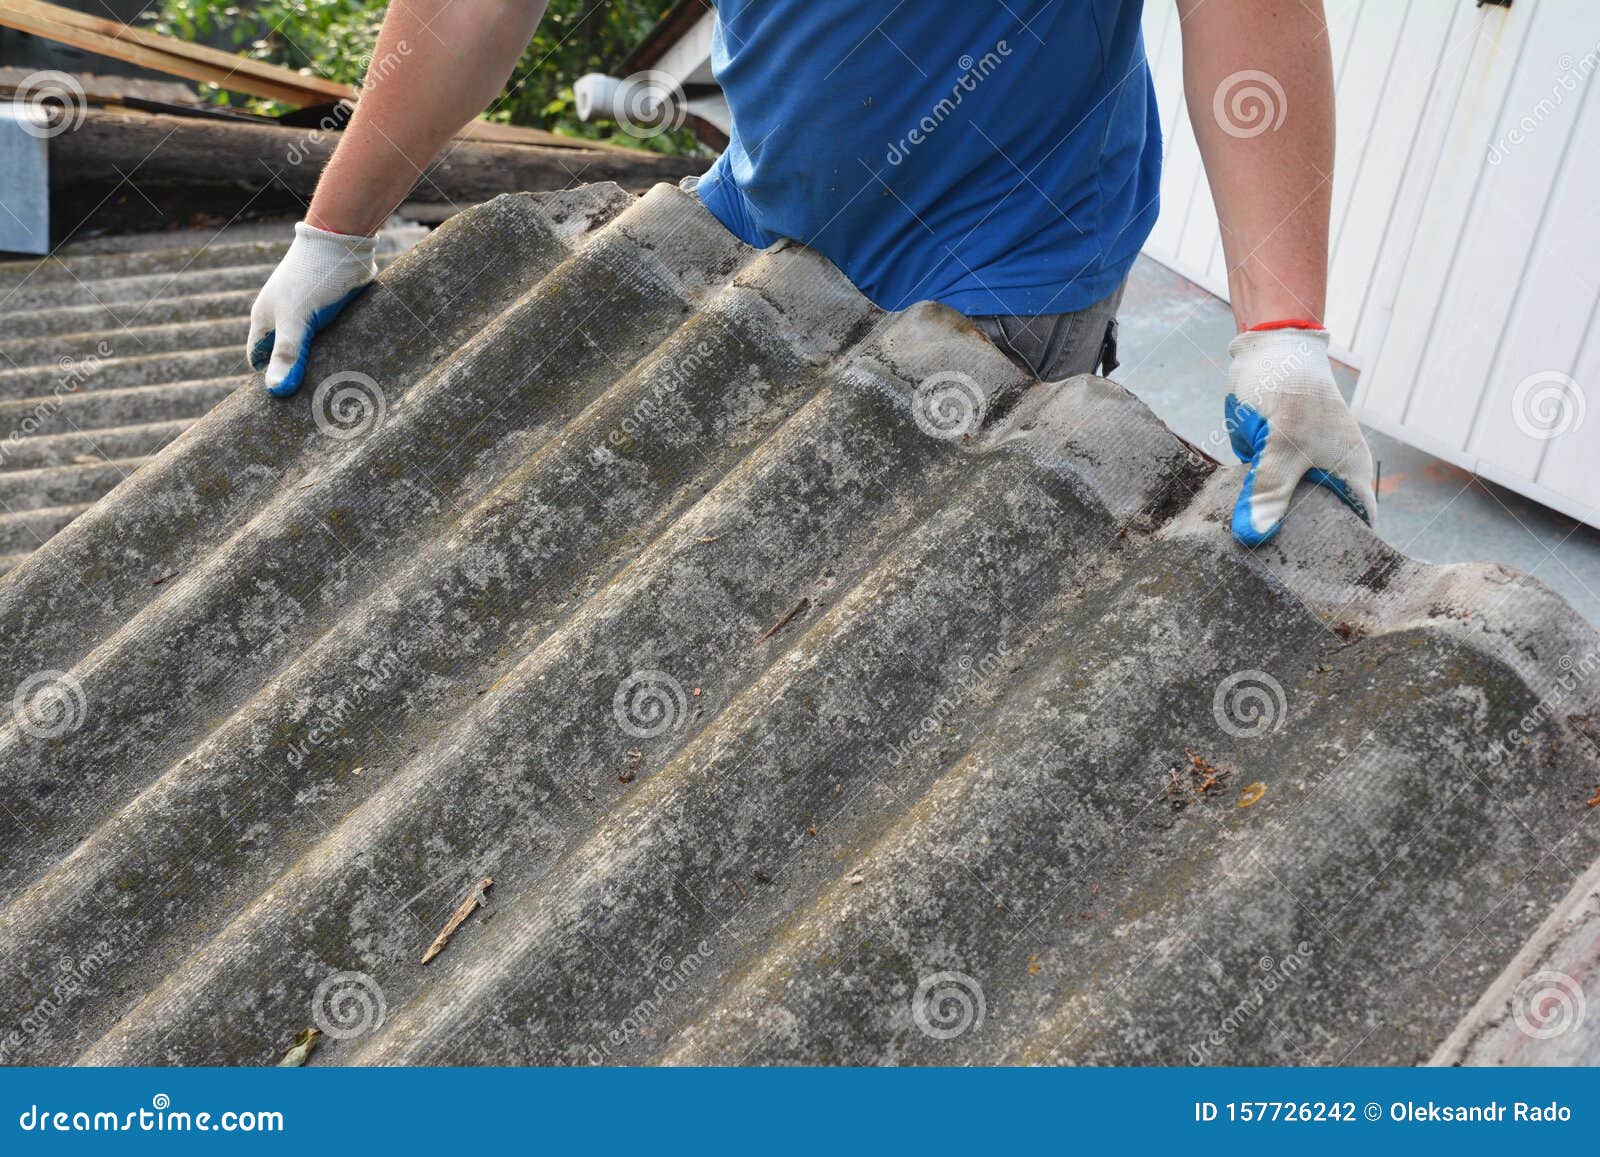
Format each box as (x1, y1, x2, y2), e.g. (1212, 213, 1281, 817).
(250, 0, 1374, 547)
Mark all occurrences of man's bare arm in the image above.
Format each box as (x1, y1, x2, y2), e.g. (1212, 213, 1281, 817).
(1178, 0, 1334, 330)
(247, 1, 548, 392)
(307, 0, 551, 237)
(1178, 0, 1374, 545)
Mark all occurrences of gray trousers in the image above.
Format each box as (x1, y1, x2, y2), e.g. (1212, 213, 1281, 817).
(972, 279, 1126, 381)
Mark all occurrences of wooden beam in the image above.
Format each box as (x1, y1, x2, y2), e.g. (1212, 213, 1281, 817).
(0, 0, 623, 152)
(0, 0, 346, 104)
(48, 107, 700, 235)
(3, 0, 352, 100)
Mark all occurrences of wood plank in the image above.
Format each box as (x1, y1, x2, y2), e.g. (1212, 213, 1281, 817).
(0, 64, 202, 106)
(0, 3, 333, 105)
(5, 0, 349, 95)
(2, 0, 353, 100)
(50, 106, 700, 195)
(46, 107, 701, 239)
(0, 1, 618, 152)
(619, 0, 713, 74)
(452, 119, 603, 150)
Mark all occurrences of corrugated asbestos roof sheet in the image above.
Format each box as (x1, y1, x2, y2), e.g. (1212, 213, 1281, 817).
(1, 184, 1598, 1067)
(0, 221, 421, 574)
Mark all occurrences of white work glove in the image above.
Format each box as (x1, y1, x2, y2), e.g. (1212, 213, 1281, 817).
(247, 221, 378, 397)
(1225, 325, 1375, 546)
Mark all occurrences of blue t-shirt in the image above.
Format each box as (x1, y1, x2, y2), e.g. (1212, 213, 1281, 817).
(695, 1, 1162, 317)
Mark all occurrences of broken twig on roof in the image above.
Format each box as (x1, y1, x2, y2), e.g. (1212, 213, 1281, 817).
(759, 597, 811, 642)
(422, 876, 494, 965)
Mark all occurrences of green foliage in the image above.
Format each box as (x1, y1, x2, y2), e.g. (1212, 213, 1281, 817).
(144, 1, 702, 153)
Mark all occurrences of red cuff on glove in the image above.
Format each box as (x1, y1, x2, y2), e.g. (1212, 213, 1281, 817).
(1246, 318, 1325, 333)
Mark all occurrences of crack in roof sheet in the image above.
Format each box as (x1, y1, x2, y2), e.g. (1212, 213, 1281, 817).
(0, 183, 1597, 1067)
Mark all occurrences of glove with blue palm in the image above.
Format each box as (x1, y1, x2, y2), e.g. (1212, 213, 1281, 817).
(1225, 323, 1375, 547)
(247, 222, 377, 397)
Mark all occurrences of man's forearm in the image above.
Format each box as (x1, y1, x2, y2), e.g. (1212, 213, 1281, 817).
(1178, 0, 1334, 330)
(307, 1, 550, 237)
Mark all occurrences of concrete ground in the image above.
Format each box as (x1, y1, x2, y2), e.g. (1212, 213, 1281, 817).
(1116, 255, 1600, 629)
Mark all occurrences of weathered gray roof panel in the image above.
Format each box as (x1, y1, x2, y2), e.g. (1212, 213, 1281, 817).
(0, 222, 422, 574)
(1433, 853, 1600, 1065)
(0, 228, 263, 572)
(1, 184, 1597, 1067)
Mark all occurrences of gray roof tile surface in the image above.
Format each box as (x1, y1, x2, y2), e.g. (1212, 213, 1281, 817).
(0, 221, 423, 574)
(0, 184, 1597, 1067)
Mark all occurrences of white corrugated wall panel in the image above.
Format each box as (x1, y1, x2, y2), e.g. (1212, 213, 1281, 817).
(1356, 0, 1600, 528)
(1463, 16, 1600, 485)
(1371, 4, 1569, 449)
(1139, 0, 1414, 358)
(1323, 1, 1424, 344)
(1332, 2, 1468, 358)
